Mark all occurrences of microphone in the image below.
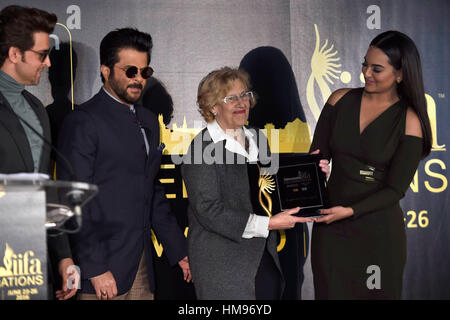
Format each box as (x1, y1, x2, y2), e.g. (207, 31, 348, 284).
(0, 94, 82, 232)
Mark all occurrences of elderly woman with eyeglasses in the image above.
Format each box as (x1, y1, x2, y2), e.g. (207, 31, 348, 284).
(181, 67, 326, 300)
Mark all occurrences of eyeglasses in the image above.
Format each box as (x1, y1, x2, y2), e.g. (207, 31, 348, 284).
(115, 65, 154, 79)
(222, 91, 254, 104)
(28, 48, 52, 62)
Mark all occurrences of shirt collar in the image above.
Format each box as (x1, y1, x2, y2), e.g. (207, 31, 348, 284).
(206, 120, 258, 162)
(102, 87, 134, 110)
(0, 70, 25, 95)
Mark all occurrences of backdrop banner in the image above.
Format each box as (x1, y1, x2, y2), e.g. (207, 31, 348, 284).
(2, 0, 448, 299)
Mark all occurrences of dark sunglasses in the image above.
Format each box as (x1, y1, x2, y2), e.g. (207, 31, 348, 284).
(116, 65, 154, 79)
(29, 48, 52, 62)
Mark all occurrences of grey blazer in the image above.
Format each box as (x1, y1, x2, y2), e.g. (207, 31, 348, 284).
(181, 127, 284, 299)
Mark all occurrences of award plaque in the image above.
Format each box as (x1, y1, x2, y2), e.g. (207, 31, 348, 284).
(274, 154, 328, 217)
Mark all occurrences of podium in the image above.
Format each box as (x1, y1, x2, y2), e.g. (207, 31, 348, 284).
(0, 177, 97, 300)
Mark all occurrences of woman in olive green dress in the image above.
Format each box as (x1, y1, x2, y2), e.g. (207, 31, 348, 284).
(309, 30, 432, 299)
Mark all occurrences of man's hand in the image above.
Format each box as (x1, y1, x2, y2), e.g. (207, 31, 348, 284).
(55, 258, 79, 300)
(178, 256, 192, 283)
(90, 271, 118, 300)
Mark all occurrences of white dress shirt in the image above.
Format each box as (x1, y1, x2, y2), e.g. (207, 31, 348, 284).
(206, 120, 270, 239)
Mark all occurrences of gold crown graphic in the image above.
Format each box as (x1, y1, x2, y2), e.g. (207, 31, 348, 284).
(158, 114, 312, 155)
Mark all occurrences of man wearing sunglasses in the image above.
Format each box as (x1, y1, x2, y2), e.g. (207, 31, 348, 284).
(0, 5, 78, 300)
(57, 28, 190, 300)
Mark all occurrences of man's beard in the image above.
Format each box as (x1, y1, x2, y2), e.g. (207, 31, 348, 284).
(108, 74, 143, 104)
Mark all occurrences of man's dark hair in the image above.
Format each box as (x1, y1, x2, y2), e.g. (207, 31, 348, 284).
(100, 27, 153, 83)
(0, 5, 57, 67)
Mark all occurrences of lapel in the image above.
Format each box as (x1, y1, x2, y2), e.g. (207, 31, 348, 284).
(0, 90, 34, 171)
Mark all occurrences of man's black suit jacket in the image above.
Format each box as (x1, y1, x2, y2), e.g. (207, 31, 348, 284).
(0, 90, 51, 173)
(57, 89, 187, 295)
(0, 89, 72, 291)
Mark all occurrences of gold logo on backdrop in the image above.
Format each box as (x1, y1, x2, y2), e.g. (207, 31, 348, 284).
(307, 24, 343, 122)
(0, 243, 44, 289)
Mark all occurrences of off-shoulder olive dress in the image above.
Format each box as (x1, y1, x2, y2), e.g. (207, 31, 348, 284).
(309, 88, 423, 299)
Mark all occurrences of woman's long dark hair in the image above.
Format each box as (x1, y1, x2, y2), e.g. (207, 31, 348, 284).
(370, 30, 432, 158)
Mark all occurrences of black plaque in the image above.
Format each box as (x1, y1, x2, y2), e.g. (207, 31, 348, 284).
(275, 154, 328, 217)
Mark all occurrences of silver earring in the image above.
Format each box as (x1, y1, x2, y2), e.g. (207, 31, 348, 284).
(213, 112, 218, 117)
